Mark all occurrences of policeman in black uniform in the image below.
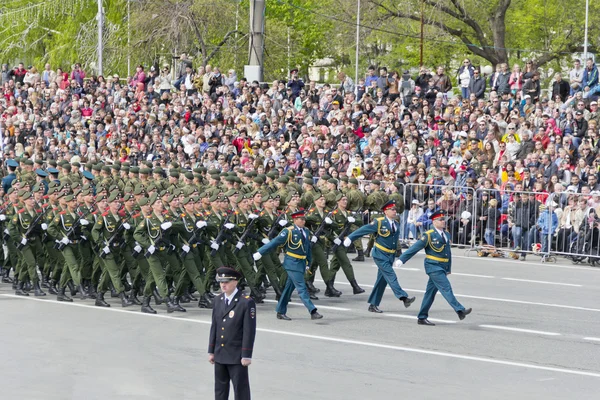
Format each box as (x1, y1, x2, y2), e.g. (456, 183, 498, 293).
(208, 266, 257, 400)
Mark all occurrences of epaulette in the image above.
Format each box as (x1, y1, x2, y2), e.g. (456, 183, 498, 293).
(245, 295, 250, 299)
(180, 213, 186, 217)
(162, 210, 168, 214)
(59, 211, 66, 215)
(92, 211, 97, 215)
(309, 208, 314, 212)
(102, 211, 109, 217)
(333, 210, 338, 214)
(17, 208, 25, 214)
(425, 229, 434, 234)
(35, 209, 42, 213)
(375, 217, 384, 221)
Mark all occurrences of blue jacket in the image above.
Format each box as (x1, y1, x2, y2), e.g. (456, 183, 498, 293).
(257, 225, 312, 273)
(583, 64, 599, 89)
(347, 217, 400, 258)
(400, 229, 452, 274)
(2, 173, 16, 194)
(536, 210, 558, 235)
(417, 206, 439, 231)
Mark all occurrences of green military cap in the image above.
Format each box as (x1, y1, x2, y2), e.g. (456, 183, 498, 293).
(24, 159, 34, 166)
(209, 193, 219, 202)
(139, 168, 151, 175)
(148, 193, 159, 205)
(55, 191, 66, 199)
(146, 183, 156, 192)
(193, 168, 202, 174)
(153, 166, 164, 174)
(184, 187, 199, 196)
(303, 173, 313, 180)
(133, 186, 146, 195)
(80, 189, 91, 196)
(107, 192, 121, 203)
(336, 192, 347, 201)
(234, 177, 242, 184)
(123, 193, 135, 201)
(321, 175, 332, 181)
(73, 189, 82, 197)
(199, 167, 208, 173)
(267, 193, 281, 201)
(48, 160, 58, 168)
(64, 194, 75, 202)
(6, 187, 15, 195)
(71, 161, 81, 169)
(244, 171, 254, 178)
(303, 178, 314, 186)
(181, 197, 194, 205)
(101, 166, 111, 173)
(349, 178, 359, 185)
(253, 177, 264, 184)
(47, 187, 58, 195)
(314, 191, 325, 201)
(48, 181, 59, 189)
(191, 195, 200, 202)
(170, 162, 180, 169)
(85, 163, 93, 170)
(130, 166, 139, 174)
(159, 190, 170, 198)
(63, 164, 72, 172)
(277, 176, 289, 183)
(266, 171, 277, 179)
(108, 184, 118, 192)
(184, 172, 194, 180)
(371, 179, 381, 185)
(138, 197, 150, 206)
(249, 171, 258, 177)
(34, 158, 44, 165)
(340, 176, 349, 183)
(144, 161, 153, 168)
(170, 171, 180, 179)
(328, 178, 339, 185)
(111, 164, 120, 171)
(92, 164, 102, 172)
(225, 176, 235, 183)
(32, 184, 42, 192)
(286, 170, 296, 177)
(394, 182, 403, 189)
(225, 189, 239, 197)
(114, 160, 122, 167)
(211, 175, 221, 182)
(194, 173, 202, 180)
(219, 172, 228, 178)
(121, 166, 130, 172)
(20, 191, 32, 200)
(166, 194, 175, 203)
(122, 162, 131, 168)
(208, 169, 220, 176)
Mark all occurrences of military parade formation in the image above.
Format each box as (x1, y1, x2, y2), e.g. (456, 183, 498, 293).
(0, 158, 471, 324)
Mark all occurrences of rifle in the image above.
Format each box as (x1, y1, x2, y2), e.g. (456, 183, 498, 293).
(331, 208, 362, 253)
(54, 208, 84, 251)
(233, 213, 259, 255)
(179, 216, 207, 259)
(97, 211, 132, 258)
(310, 207, 336, 249)
(144, 218, 173, 257)
(210, 212, 232, 256)
(16, 204, 51, 250)
(266, 212, 287, 239)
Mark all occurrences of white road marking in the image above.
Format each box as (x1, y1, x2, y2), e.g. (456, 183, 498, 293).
(501, 278, 582, 287)
(2, 294, 599, 379)
(583, 337, 600, 342)
(262, 299, 351, 311)
(384, 313, 457, 324)
(479, 325, 561, 336)
(453, 273, 495, 279)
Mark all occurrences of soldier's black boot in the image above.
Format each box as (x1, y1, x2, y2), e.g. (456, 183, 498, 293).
(15, 281, 29, 296)
(198, 293, 213, 309)
(57, 287, 73, 302)
(119, 292, 135, 307)
(262, 276, 271, 289)
(250, 287, 265, 304)
(109, 282, 119, 298)
(152, 287, 164, 305)
(306, 281, 320, 294)
(122, 279, 132, 292)
(95, 292, 110, 307)
(365, 246, 372, 258)
(48, 279, 58, 295)
(23, 280, 32, 292)
(87, 280, 97, 300)
(173, 296, 187, 312)
(347, 244, 357, 254)
(324, 280, 341, 297)
(12, 278, 18, 290)
(330, 278, 342, 296)
(352, 249, 365, 262)
(141, 296, 157, 314)
(165, 296, 180, 313)
(41, 274, 50, 288)
(274, 285, 283, 301)
(179, 288, 191, 303)
(67, 281, 77, 297)
(129, 289, 142, 305)
(1, 268, 13, 283)
(350, 279, 365, 294)
(33, 282, 46, 296)
(79, 283, 90, 300)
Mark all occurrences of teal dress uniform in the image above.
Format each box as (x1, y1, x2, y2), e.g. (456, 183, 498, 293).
(257, 225, 316, 315)
(399, 228, 466, 319)
(347, 216, 410, 306)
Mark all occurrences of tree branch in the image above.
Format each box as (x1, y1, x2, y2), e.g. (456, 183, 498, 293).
(204, 29, 239, 65)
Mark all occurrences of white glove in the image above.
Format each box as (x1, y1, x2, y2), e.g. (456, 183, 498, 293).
(20, 238, 27, 245)
(393, 259, 403, 268)
(80, 235, 87, 241)
(123, 223, 131, 230)
(311, 236, 318, 243)
(348, 216, 356, 223)
(253, 252, 262, 261)
(196, 220, 207, 229)
(147, 245, 155, 254)
(248, 213, 258, 219)
(103, 246, 110, 254)
(235, 241, 244, 250)
(343, 237, 352, 247)
(210, 242, 219, 250)
(333, 238, 341, 245)
(161, 222, 172, 230)
(0, 214, 6, 221)
(80, 219, 89, 226)
(278, 219, 288, 226)
(134, 244, 142, 253)
(4, 229, 9, 235)
(182, 244, 190, 253)
(224, 223, 235, 230)
(261, 238, 270, 244)
(60, 237, 69, 245)
(41, 223, 48, 231)
(325, 217, 333, 224)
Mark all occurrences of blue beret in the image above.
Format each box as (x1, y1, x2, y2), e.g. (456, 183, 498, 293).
(35, 168, 48, 177)
(7, 159, 18, 168)
(83, 170, 95, 180)
(47, 167, 59, 174)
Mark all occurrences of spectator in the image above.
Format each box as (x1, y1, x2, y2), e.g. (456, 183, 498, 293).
(551, 73, 570, 102)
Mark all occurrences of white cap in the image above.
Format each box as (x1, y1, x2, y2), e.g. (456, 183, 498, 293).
(317, 149, 326, 154)
(412, 199, 420, 205)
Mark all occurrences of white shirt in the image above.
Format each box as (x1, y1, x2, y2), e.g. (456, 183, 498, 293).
(224, 288, 238, 305)
(387, 218, 396, 232)
(436, 228, 447, 242)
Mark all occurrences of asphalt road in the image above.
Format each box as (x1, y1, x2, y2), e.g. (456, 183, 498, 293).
(1, 250, 599, 400)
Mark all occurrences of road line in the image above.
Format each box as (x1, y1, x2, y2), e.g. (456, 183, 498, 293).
(2, 294, 599, 379)
(262, 299, 351, 311)
(453, 273, 495, 278)
(479, 325, 561, 336)
(384, 313, 457, 324)
(583, 337, 600, 342)
(501, 278, 582, 287)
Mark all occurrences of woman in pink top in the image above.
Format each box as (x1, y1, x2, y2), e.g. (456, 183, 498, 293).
(509, 64, 523, 95)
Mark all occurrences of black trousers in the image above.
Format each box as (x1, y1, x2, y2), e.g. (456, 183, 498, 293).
(215, 362, 251, 400)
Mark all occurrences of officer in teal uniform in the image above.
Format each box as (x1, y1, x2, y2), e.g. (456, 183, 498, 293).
(253, 210, 323, 321)
(398, 210, 472, 326)
(344, 200, 415, 313)
(2, 159, 18, 193)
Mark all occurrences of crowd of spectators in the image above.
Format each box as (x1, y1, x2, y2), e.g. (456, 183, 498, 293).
(3, 54, 600, 256)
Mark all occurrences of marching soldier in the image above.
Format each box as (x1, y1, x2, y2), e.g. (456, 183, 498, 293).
(347, 178, 367, 261)
(364, 180, 388, 257)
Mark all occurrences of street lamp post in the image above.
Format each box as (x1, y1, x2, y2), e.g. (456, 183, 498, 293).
(584, 0, 589, 61)
(354, 0, 360, 85)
